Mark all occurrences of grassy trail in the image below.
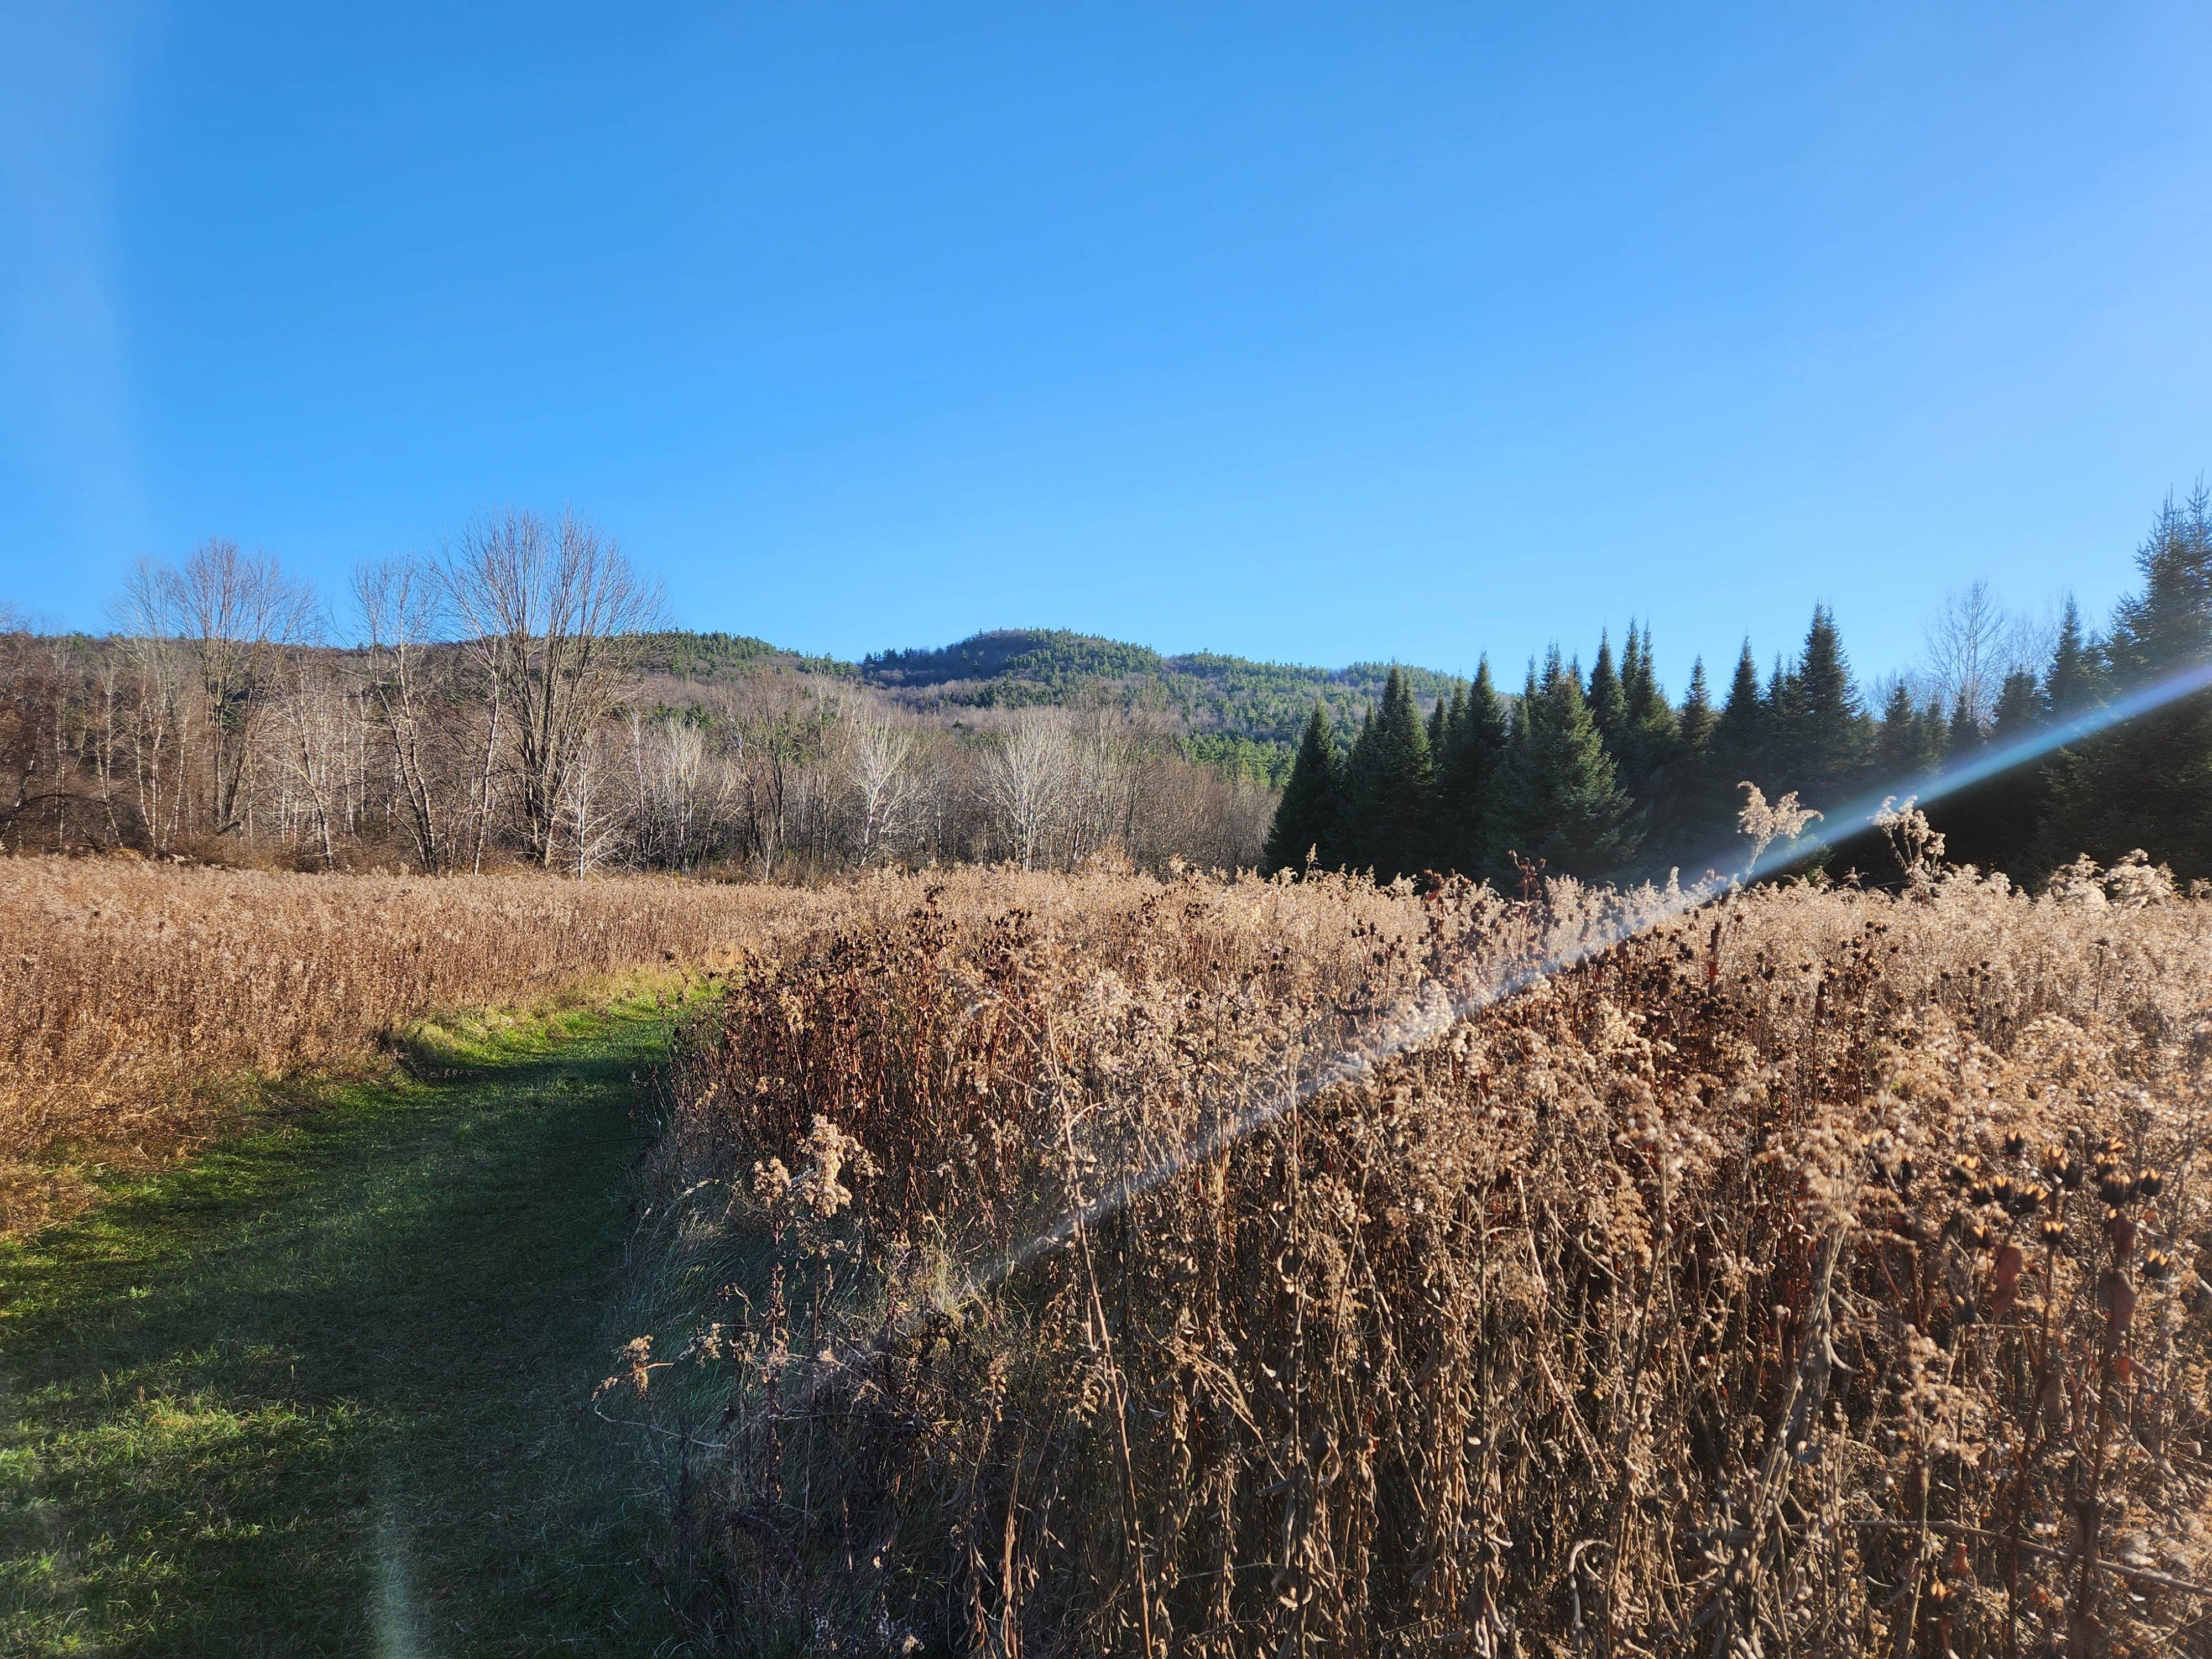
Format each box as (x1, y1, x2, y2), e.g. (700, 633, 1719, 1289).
(0, 1003, 677, 1656)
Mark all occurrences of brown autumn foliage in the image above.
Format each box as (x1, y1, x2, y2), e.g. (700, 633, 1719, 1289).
(620, 849, 2212, 1657)
(0, 854, 831, 1229)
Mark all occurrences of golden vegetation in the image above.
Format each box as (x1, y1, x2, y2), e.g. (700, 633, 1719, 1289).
(624, 855, 2212, 1656)
(0, 857, 824, 1228)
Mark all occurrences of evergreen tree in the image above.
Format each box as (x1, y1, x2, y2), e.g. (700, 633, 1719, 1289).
(1787, 605, 1868, 801)
(1921, 699, 1948, 760)
(1334, 707, 1381, 873)
(1677, 656, 1716, 759)
(1709, 641, 1767, 804)
(2044, 597, 2098, 717)
(1618, 619, 1678, 795)
(1876, 681, 1939, 781)
(1587, 631, 1626, 748)
(1500, 648, 1637, 879)
(1991, 669, 2043, 734)
(1432, 657, 1511, 877)
(2040, 486, 2212, 878)
(1263, 702, 1342, 874)
(1364, 666, 1432, 880)
(1765, 653, 1800, 760)
(1945, 693, 1982, 759)
(1643, 650, 1711, 869)
(1939, 670, 2046, 877)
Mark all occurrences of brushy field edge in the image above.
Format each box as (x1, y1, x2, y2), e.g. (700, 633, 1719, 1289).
(612, 852, 2212, 1657)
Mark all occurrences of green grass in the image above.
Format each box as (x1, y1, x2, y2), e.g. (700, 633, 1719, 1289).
(0, 1002, 681, 1656)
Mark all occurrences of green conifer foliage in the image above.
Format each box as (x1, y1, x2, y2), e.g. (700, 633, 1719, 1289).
(1501, 648, 1636, 879)
(1263, 702, 1342, 874)
(1433, 657, 1511, 878)
(1709, 641, 1767, 810)
(1619, 619, 1678, 795)
(1334, 706, 1382, 874)
(1587, 631, 1626, 747)
(1938, 670, 2048, 877)
(1876, 681, 1938, 780)
(1787, 605, 1867, 801)
(2040, 486, 2212, 878)
(2043, 597, 2099, 716)
(1676, 656, 1716, 758)
(1365, 666, 1433, 880)
(1946, 693, 1982, 758)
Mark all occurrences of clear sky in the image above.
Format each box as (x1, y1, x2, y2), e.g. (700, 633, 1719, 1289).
(3, 3, 2208, 689)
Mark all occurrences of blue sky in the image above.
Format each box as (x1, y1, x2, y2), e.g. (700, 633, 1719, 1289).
(3, 4, 2207, 689)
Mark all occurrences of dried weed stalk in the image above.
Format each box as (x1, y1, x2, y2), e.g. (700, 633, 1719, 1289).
(622, 858, 2212, 1657)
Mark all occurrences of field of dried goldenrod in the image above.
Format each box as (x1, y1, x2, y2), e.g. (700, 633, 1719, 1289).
(0, 855, 836, 1228)
(622, 855, 2212, 1657)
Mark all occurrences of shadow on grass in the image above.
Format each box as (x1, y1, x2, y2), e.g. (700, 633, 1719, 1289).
(0, 1004, 681, 1657)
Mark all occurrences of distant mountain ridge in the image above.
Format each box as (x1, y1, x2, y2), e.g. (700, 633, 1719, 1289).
(635, 626, 1464, 753)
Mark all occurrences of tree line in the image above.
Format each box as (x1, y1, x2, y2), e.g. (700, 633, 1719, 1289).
(1266, 486, 2212, 887)
(0, 513, 1272, 876)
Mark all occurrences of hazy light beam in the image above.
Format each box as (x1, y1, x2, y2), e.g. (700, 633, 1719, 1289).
(936, 658, 2212, 1313)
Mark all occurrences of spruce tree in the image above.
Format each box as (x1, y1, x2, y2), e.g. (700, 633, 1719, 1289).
(2044, 597, 2098, 717)
(1334, 707, 1381, 873)
(2040, 487, 2212, 878)
(1946, 693, 1982, 759)
(1876, 681, 1938, 781)
(1677, 656, 1717, 758)
(1938, 670, 2046, 877)
(1709, 641, 1767, 816)
(1433, 657, 1511, 877)
(1501, 648, 1637, 879)
(1365, 666, 1432, 880)
(1419, 683, 1463, 871)
(1264, 702, 1342, 874)
(1587, 631, 1626, 748)
(1653, 654, 1716, 867)
(1991, 669, 2043, 735)
(1619, 619, 1679, 798)
(1921, 700, 1949, 763)
(1788, 605, 1868, 802)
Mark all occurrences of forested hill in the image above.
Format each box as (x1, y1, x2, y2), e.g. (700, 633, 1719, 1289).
(635, 627, 1463, 748)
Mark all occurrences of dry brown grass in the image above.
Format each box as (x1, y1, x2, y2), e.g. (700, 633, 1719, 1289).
(622, 858, 2212, 1656)
(0, 855, 837, 1229)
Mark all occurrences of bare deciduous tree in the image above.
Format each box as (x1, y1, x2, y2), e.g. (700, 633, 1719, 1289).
(1914, 580, 2057, 732)
(629, 713, 733, 869)
(118, 539, 319, 843)
(845, 714, 916, 866)
(982, 708, 1073, 869)
(353, 556, 448, 872)
(279, 656, 349, 869)
(439, 510, 664, 868)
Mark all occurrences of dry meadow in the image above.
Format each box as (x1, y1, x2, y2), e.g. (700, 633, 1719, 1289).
(622, 852, 2212, 1657)
(10, 845, 2210, 1653)
(0, 855, 831, 1228)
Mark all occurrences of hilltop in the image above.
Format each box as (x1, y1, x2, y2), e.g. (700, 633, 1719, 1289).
(633, 626, 1463, 782)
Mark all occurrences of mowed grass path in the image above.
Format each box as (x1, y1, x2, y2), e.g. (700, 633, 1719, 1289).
(0, 1004, 676, 1656)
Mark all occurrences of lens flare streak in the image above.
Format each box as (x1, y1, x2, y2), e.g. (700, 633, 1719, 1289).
(941, 658, 2212, 1312)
